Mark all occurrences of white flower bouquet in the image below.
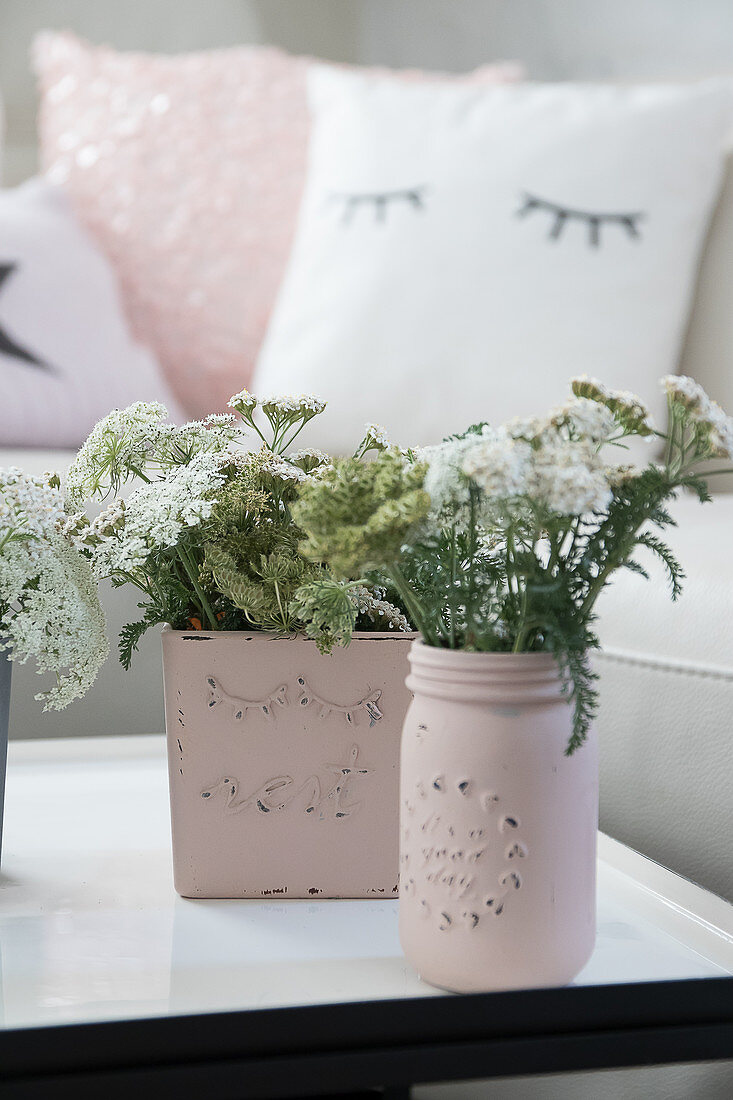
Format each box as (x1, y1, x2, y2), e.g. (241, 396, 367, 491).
(292, 376, 733, 753)
(0, 468, 108, 709)
(65, 394, 411, 669)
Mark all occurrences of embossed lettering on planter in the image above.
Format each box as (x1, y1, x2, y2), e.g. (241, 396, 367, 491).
(201, 743, 372, 822)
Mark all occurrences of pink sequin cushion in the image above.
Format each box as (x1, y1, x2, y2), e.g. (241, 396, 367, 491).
(34, 32, 522, 417)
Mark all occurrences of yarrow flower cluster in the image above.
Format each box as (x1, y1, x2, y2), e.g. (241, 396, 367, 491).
(529, 437, 612, 516)
(364, 423, 391, 448)
(352, 423, 394, 459)
(460, 430, 532, 504)
(227, 390, 328, 453)
(420, 429, 495, 526)
(290, 375, 733, 754)
(0, 468, 108, 709)
(572, 376, 655, 436)
(550, 397, 618, 444)
(227, 389, 258, 415)
(260, 456, 311, 485)
(260, 394, 327, 418)
(661, 375, 733, 459)
(287, 448, 331, 474)
(460, 426, 612, 517)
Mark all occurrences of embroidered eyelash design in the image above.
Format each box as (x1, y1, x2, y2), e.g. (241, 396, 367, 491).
(329, 187, 427, 225)
(517, 192, 645, 248)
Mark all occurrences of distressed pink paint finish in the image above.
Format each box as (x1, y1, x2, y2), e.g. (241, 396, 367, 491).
(399, 642, 598, 993)
(163, 629, 416, 898)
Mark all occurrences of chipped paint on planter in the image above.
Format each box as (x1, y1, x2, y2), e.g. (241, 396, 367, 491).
(163, 628, 416, 899)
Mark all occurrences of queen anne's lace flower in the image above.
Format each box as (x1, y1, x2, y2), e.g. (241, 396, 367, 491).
(0, 468, 66, 545)
(66, 404, 240, 508)
(227, 389, 258, 414)
(260, 394, 326, 417)
(351, 585, 411, 632)
(0, 468, 108, 709)
(90, 450, 229, 575)
(65, 402, 169, 505)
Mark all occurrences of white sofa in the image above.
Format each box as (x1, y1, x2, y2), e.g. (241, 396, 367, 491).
(594, 492, 733, 901)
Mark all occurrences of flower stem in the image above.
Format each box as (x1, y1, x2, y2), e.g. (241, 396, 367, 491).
(177, 544, 218, 630)
(387, 564, 437, 645)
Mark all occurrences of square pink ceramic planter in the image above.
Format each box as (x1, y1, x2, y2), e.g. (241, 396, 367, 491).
(162, 628, 416, 898)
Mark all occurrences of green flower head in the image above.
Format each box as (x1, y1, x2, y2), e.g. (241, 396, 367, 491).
(292, 450, 430, 578)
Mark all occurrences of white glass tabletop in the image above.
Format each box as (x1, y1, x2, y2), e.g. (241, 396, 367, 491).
(1, 735, 731, 1031)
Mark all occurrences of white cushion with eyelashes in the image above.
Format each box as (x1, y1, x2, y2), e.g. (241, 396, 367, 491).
(253, 69, 733, 453)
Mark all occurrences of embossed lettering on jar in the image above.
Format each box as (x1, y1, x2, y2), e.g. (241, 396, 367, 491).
(399, 641, 598, 993)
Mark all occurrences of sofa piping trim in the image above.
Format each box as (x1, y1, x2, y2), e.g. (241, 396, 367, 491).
(597, 647, 733, 683)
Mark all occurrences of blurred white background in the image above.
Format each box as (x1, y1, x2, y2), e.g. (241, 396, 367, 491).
(3, 0, 733, 184)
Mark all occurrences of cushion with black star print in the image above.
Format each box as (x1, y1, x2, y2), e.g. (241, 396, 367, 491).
(0, 178, 184, 447)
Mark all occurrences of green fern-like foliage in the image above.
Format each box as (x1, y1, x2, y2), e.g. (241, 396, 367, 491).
(290, 577, 360, 653)
(206, 545, 320, 633)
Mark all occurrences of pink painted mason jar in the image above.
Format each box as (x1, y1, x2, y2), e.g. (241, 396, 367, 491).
(399, 641, 598, 993)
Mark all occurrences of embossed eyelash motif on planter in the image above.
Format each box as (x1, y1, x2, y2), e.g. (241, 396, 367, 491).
(328, 187, 427, 225)
(200, 742, 372, 821)
(296, 676, 384, 726)
(516, 191, 645, 247)
(206, 675, 384, 727)
(206, 676, 288, 721)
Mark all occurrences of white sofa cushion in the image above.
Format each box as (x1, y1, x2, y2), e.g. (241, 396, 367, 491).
(595, 493, 733, 668)
(254, 68, 732, 454)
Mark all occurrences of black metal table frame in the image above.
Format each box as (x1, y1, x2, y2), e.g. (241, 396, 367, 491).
(1, 977, 731, 1099)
